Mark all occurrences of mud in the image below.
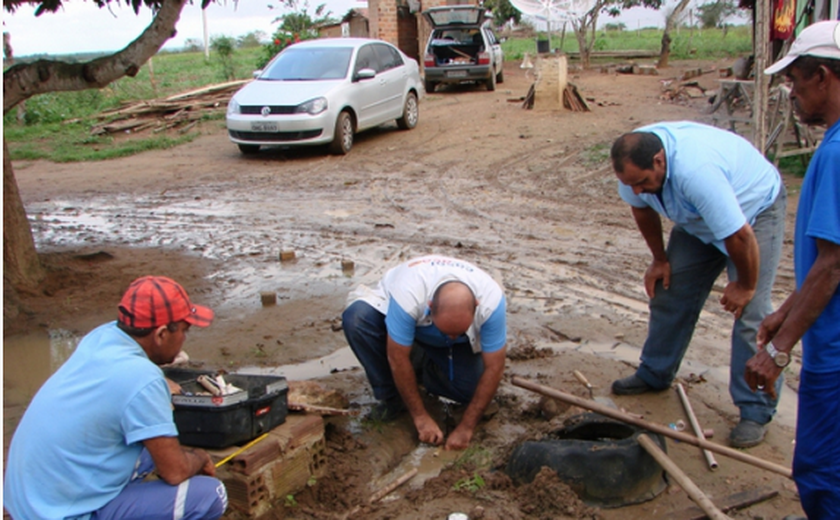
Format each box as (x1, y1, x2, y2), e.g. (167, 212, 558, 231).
(5, 58, 806, 518)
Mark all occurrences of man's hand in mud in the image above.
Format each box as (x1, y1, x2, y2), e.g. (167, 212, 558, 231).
(414, 414, 444, 446)
(445, 424, 474, 451)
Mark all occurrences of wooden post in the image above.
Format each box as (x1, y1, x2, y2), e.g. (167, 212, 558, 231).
(638, 434, 733, 520)
(753, 0, 770, 152)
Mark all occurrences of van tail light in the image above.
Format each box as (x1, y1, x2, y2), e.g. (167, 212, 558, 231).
(424, 53, 435, 67)
(478, 52, 490, 65)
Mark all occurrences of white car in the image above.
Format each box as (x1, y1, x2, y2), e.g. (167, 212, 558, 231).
(226, 38, 422, 155)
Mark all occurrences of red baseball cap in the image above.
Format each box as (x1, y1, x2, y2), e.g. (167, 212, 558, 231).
(118, 276, 214, 329)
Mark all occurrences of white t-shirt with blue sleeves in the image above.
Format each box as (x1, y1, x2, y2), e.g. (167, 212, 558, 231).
(618, 121, 781, 254)
(4, 322, 178, 520)
(349, 255, 507, 354)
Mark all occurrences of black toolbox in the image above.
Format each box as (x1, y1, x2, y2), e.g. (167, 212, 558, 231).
(164, 368, 288, 449)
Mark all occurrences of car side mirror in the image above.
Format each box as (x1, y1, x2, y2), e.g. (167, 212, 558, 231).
(252, 70, 262, 79)
(355, 68, 376, 81)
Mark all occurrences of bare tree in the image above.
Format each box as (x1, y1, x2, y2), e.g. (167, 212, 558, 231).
(3, 0, 195, 293)
(658, 0, 692, 68)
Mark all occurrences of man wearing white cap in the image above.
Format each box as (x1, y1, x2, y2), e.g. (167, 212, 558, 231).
(746, 20, 840, 520)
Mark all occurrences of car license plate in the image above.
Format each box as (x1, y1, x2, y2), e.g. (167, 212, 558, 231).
(251, 122, 278, 132)
(446, 70, 467, 78)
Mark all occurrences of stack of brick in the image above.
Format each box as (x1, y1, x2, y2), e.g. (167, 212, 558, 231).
(216, 415, 327, 518)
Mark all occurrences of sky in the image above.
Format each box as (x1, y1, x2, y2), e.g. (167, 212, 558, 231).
(2, 0, 367, 57)
(2, 0, 746, 57)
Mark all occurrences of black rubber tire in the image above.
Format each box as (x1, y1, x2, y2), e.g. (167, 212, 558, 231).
(486, 72, 496, 92)
(238, 144, 260, 155)
(424, 80, 437, 94)
(328, 111, 353, 155)
(497, 67, 504, 84)
(396, 92, 419, 130)
(506, 413, 668, 508)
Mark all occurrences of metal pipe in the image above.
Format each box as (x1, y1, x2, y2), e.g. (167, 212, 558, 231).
(510, 376, 792, 478)
(638, 434, 733, 520)
(676, 383, 719, 471)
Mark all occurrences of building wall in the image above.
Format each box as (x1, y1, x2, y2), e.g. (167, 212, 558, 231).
(372, 0, 475, 65)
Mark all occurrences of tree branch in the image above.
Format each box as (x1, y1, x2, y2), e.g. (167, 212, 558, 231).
(3, 0, 188, 114)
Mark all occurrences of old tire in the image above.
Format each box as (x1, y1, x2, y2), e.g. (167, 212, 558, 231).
(485, 72, 496, 92)
(329, 111, 354, 155)
(497, 68, 504, 84)
(238, 144, 260, 155)
(396, 92, 419, 130)
(424, 79, 437, 94)
(506, 413, 668, 508)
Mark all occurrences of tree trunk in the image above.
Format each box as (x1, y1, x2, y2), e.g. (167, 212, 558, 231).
(3, 139, 44, 292)
(658, 0, 692, 69)
(3, 0, 189, 293)
(658, 32, 672, 68)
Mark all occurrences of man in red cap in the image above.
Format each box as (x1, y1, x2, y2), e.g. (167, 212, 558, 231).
(4, 276, 227, 520)
(746, 20, 840, 520)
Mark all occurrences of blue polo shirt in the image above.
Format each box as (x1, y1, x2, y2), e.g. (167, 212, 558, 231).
(619, 121, 781, 254)
(795, 119, 840, 372)
(4, 322, 177, 520)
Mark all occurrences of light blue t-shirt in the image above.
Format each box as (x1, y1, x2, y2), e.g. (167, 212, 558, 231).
(618, 121, 781, 254)
(795, 119, 840, 372)
(4, 322, 177, 520)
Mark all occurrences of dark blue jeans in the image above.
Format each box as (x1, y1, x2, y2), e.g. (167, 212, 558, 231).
(634, 187, 787, 424)
(342, 300, 484, 404)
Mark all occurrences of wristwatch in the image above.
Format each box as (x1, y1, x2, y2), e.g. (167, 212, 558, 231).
(765, 342, 791, 368)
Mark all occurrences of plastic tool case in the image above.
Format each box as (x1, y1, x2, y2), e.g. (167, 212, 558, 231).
(164, 368, 289, 449)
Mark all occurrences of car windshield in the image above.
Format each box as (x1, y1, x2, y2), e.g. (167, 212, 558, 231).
(260, 47, 353, 81)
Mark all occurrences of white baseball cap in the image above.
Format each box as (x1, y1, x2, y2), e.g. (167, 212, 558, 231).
(764, 20, 840, 75)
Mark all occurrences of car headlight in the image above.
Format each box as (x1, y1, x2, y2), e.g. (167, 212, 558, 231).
(227, 99, 240, 116)
(296, 97, 328, 116)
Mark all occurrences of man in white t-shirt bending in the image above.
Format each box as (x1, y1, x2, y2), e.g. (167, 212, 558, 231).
(342, 255, 507, 450)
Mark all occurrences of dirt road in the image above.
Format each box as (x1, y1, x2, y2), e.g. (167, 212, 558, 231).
(5, 58, 806, 518)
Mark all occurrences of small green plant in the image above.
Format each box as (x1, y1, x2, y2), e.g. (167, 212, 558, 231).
(210, 35, 237, 81)
(284, 494, 298, 507)
(453, 445, 493, 470)
(582, 142, 611, 166)
(452, 472, 486, 493)
(307, 476, 317, 487)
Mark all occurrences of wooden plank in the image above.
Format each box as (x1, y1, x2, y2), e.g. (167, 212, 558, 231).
(655, 487, 779, 520)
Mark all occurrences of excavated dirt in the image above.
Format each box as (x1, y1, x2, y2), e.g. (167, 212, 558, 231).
(4, 57, 808, 518)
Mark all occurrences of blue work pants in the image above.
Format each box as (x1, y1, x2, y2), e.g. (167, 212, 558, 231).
(634, 187, 786, 424)
(342, 300, 484, 404)
(91, 449, 227, 520)
(793, 368, 840, 519)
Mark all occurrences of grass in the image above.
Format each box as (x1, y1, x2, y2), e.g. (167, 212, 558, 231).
(4, 47, 262, 163)
(4, 27, 752, 163)
(501, 25, 752, 62)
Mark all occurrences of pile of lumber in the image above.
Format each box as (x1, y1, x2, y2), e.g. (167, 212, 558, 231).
(73, 79, 250, 136)
(563, 83, 590, 112)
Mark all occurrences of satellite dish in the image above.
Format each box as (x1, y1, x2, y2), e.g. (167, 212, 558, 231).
(508, 0, 597, 34)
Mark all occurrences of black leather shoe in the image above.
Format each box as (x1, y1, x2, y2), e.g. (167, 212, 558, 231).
(729, 419, 767, 448)
(611, 374, 656, 395)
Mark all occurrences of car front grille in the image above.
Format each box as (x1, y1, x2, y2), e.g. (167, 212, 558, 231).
(229, 130, 322, 142)
(240, 105, 298, 115)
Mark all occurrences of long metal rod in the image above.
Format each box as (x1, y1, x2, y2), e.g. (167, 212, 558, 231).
(510, 376, 792, 478)
(638, 434, 733, 520)
(676, 383, 719, 471)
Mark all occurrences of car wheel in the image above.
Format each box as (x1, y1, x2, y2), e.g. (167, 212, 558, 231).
(238, 144, 260, 155)
(396, 92, 419, 130)
(486, 72, 496, 92)
(329, 111, 353, 155)
(497, 67, 504, 84)
(425, 80, 437, 94)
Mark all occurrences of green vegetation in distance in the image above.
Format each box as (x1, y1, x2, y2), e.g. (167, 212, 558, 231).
(4, 26, 752, 163)
(500, 25, 752, 61)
